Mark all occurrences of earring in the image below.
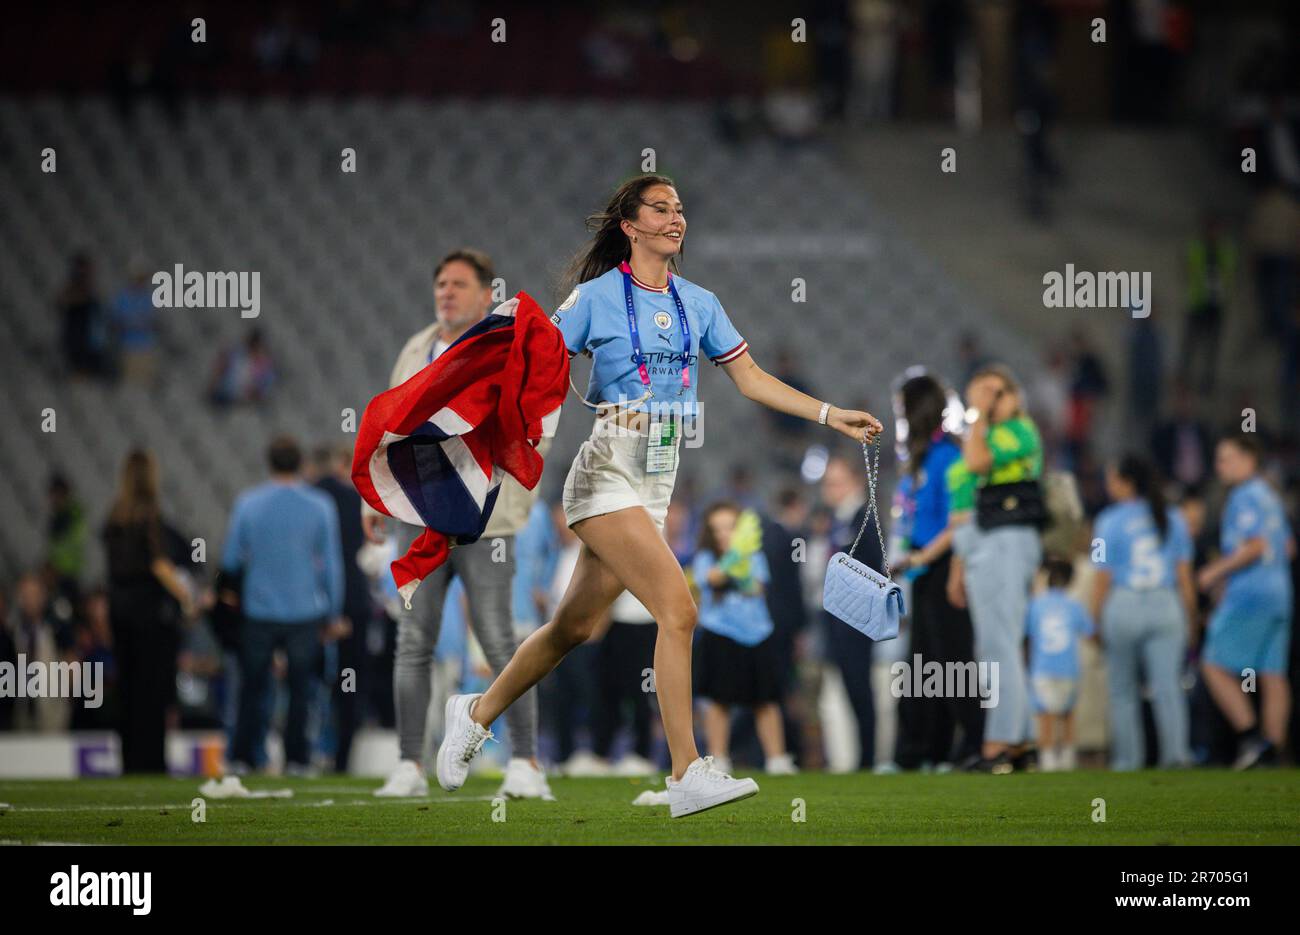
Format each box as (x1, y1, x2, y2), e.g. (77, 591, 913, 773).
(633, 236, 638, 243)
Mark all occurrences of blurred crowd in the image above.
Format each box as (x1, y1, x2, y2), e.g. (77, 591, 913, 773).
(5, 0, 1298, 779)
(57, 251, 279, 407)
(3, 355, 1296, 776)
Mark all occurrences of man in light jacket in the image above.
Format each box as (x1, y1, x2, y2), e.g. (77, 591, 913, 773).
(369, 249, 552, 800)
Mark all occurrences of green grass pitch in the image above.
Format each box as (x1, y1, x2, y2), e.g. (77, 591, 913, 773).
(1, 771, 1297, 845)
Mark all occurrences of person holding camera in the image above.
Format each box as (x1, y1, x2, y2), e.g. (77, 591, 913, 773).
(947, 364, 1044, 772)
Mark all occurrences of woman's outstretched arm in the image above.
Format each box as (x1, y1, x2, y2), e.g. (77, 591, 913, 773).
(720, 351, 882, 443)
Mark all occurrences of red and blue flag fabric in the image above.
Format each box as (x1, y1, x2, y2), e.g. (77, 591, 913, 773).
(352, 293, 567, 606)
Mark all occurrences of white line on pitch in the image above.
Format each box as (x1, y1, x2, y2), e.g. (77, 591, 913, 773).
(3, 796, 499, 813)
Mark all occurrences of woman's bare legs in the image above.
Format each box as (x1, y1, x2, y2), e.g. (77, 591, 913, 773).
(570, 508, 701, 777)
(471, 540, 624, 726)
(472, 505, 702, 778)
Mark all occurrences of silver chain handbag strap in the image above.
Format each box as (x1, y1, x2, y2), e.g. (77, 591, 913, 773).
(847, 436, 890, 578)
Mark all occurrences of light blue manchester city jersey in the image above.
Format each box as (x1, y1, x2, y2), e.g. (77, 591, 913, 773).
(550, 265, 748, 417)
(1026, 589, 1094, 678)
(1092, 501, 1192, 591)
(1221, 476, 1293, 610)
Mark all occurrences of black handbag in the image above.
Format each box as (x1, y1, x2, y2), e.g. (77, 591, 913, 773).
(976, 479, 1048, 530)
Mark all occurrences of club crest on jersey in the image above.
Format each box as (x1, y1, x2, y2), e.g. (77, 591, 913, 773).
(557, 287, 580, 312)
(653, 311, 673, 330)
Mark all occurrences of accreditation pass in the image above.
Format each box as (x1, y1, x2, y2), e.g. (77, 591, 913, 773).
(646, 417, 679, 473)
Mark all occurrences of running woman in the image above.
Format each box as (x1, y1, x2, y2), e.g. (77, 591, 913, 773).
(1090, 455, 1194, 770)
(435, 174, 882, 817)
(369, 249, 551, 800)
(1197, 435, 1294, 769)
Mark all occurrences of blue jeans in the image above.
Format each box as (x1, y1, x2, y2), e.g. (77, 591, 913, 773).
(232, 617, 322, 767)
(1103, 587, 1189, 770)
(964, 525, 1040, 745)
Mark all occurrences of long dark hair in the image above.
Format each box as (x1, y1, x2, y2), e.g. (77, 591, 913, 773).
(561, 174, 681, 294)
(1116, 453, 1168, 541)
(900, 374, 948, 478)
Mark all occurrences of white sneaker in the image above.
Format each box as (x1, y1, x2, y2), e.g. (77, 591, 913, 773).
(765, 753, 798, 775)
(1039, 747, 1059, 772)
(1058, 746, 1077, 771)
(435, 693, 494, 792)
(709, 755, 733, 776)
(611, 753, 657, 777)
(665, 756, 759, 818)
(374, 759, 429, 797)
(561, 750, 611, 778)
(498, 758, 556, 801)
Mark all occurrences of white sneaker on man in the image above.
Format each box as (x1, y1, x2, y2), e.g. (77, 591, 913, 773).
(665, 756, 759, 818)
(498, 758, 556, 801)
(1039, 747, 1059, 772)
(561, 750, 611, 778)
(374, 759, 429, 797)
(611, 753, 657, 777)
(765, 753, 798, 775)
(435, 693, 493, 792)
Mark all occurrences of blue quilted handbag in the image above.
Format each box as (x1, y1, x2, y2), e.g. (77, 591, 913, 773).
(822, 437, 904, 641)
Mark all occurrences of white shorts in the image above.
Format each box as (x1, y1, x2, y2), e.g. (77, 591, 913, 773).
(1031, 675, 1078, 715)
(562, 419, 680, 534)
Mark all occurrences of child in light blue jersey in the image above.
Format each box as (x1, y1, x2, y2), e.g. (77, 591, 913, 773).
(1091, 455, 1195, 770)
(1197, 436, 1294, 769)
(690, 503, 794, 775)
(1026, 559, 1093, 770)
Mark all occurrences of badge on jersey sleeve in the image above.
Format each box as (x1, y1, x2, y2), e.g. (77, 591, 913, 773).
(551, 287, 580, 325)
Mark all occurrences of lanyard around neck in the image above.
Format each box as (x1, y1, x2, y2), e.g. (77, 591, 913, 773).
(619, 262, 691, 394)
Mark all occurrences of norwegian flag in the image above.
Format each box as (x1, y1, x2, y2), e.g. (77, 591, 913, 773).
(352, 292, 568, 606)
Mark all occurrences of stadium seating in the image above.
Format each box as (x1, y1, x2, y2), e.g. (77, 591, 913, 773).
(0, 96, 1038, 581)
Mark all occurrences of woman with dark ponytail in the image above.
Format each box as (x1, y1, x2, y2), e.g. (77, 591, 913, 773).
(435, 174, 882, 816)
(891, 372, 983, 768)
(1090, 454, 1196, 769)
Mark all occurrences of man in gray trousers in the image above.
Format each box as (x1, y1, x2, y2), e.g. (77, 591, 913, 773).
(367, 248, 552, 799)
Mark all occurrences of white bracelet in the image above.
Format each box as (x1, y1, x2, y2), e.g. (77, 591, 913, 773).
(818, 402, 831, 425)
